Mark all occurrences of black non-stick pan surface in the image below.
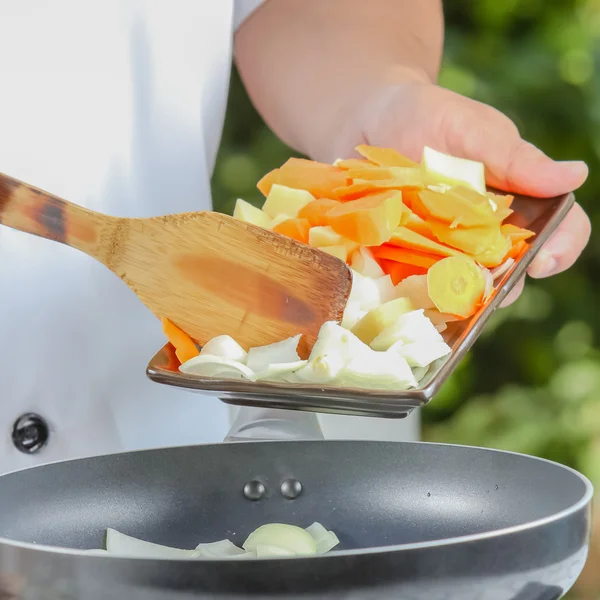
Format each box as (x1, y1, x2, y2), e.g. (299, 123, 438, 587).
(0, 441, 592, 600)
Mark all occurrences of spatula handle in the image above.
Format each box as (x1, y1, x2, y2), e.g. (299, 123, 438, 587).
(0, 171, 115, 260)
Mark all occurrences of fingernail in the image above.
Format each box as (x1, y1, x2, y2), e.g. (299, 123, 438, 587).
(557, 160, 588, 176)
(529, 249, 558, 278)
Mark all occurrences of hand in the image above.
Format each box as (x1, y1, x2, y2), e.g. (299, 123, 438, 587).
(329, 81, 591, 306)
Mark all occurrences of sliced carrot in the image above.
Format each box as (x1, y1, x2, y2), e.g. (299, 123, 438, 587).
(501, 223, 535, 242)
(495, 207, 514, 222)
(378, 258, 428, 285)
(401, 189, 421, 211)
(389, 226, 465, 258)
(418, 188, 497, 227)
(161, 317, 200, 364)
(371, 245, 442, 269)
(325, 190, 408, 246)
(355, 144, 419, 167)
(471, 233, 512, 268)
(404, 212, 435, 238)
(331, 181, 380, 201)
(258, 159, 349, 198)
(298, 198, 341, 226)
(488, 191, 514, 210)
(257, 168, 281, 197)
(507, 239, 528, 259)
(344, 167, 397, 180)
(335, 158, 377, 170)
(273, 217, 311, 244)
(428, 219, 503, 256)
(427, 256, 486, 319)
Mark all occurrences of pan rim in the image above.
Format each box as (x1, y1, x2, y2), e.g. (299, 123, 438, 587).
(0, 440, 593, 561)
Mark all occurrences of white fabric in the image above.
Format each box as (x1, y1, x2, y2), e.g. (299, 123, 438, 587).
(0, 0, 418, 476)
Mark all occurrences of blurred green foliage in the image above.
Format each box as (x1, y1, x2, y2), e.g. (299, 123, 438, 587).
(212, 2, 600, 595)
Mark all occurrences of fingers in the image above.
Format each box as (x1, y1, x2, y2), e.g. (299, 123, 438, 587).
(438, 90, 589, 197)
(500, 276, 525, 308)
(528, 202, 591, 278)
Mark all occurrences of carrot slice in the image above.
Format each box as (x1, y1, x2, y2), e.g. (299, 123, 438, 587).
(427, 256, 486, 319)
(258, 159, 349, 198)
(335, 158, 377, 170)
(355, 144, 419, 167)
(389, 226, 465, 258)
(257, 168, 281, 197)
(488, 191, 514, 210)
(272, 217, 311, 244)
(471, 233, 512, 268)
(325, 190, 408, 246)
(371, 245, 442, 269)
(344, 167, 397, 180)
(378, 259, 428, 285)
(428, 220, 503, 256)
(404, 212, 435, 238)
(507, 239, 528, 259)
(161, 317, 200, 364)
(418, 188, 497, 227)
(298, 198, 342, 226)
(501, 223, 535, 242)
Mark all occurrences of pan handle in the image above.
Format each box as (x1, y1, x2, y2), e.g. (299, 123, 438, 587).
(224, 406, 324, 442)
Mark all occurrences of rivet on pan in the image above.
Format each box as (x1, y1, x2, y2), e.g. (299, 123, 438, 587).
(280, 479, 302, 499)
(243, 480, 266, 501)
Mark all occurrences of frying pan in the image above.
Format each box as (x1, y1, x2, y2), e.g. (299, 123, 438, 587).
(0, 407, 592, 600)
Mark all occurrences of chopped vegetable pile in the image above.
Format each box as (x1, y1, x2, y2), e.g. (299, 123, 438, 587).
(161, 145, 533, 391)
(91, 522, 339, 559)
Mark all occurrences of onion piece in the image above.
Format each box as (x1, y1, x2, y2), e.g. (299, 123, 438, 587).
(388, 340, 451, 368)
(179, 355, 256, 380)
(491, 257, 515, 281)
(106, 528, 198, 559)
(341, 301, 367, 330)
(350, 247, 385, 278)
(339, 352, 417, 390)
(305, 522, 340, 554)
(247, 335, 302, 372)
(243, 524, 317, 556)
(200, 335, 248, 364)
(370, 309, 445, 351)
(254, 360, 308, 382)
(480, 267, 495, 302)
(374, 274, 397, 304)
(255, 544, 296, 558)
(194, 539, 250, 558)
(394, 275, 435, 310)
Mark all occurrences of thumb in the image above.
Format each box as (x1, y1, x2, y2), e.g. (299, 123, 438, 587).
(441, 93, 588, 197)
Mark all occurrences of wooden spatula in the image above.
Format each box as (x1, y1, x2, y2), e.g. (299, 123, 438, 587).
(0, 172, 352, 355)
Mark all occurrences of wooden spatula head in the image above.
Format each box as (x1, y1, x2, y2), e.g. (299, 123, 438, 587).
(0, 173, 352, 354)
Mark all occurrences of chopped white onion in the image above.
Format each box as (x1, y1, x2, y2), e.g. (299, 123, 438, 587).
(388, 340, 451, 368)
(243, 524, 317, 556)
(200, 335, 248, 364)
(339, 352, 417, 390)
(491, 257, 515, 281)
(103, 522, 339, 560)
(373, 309, 446, 349)
(106, 528, 199, 559)
(341, 300, 367, 330)
(254, 360, 308, 382)
(179, 355, 256, 380)
(481, 267, 495, 302)
(305, 522, 340, 554)
(247, 335, 301, 372)
(194, 539, 249, 558)
(394, 275, 435, 310)
(350, 247, 385, 278)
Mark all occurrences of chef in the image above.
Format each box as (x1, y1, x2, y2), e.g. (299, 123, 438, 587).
(0, 0, 590, 475)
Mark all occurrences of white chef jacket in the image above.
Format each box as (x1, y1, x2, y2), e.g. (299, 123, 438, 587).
(0, 0, 419, 475)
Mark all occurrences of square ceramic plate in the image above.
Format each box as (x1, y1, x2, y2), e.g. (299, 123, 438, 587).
(146, 191, 575, 419)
